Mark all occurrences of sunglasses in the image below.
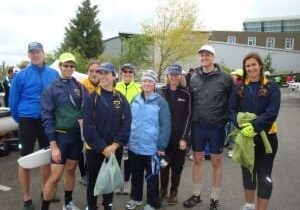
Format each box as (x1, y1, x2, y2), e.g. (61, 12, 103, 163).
(122, 70, 134, 74)
(62, 64, 75, 68)
(88, 69, 97, 73)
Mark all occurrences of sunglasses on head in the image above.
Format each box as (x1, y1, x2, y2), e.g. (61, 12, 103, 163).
(122, 70, 134, 74)
(62, 64, 75, 68)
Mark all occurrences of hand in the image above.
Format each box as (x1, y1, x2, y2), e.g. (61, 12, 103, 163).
(157, 150, 165, 156)
(111, 142, 120, 152)
(102, 146, 112, 158)
(240, 123, 257, 138)
(179, 140, 187, 150)
(78, 119, 83, 127)
(51, 146, 61, 163)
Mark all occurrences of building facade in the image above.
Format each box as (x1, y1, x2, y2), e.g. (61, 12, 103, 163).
(210, 31, 300, 51)
(243, 16, 300, 32)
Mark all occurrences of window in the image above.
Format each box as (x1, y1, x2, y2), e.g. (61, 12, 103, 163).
(285, 37, 294, 49)
(266, 37, 275, 48)
(248, 37, 256, 46)
(227, 36, 236, 44)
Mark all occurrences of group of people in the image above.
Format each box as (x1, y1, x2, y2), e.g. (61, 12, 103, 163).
(8, 42, 280, 210)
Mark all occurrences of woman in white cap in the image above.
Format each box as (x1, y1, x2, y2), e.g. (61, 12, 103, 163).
(126, 70, 171, 210)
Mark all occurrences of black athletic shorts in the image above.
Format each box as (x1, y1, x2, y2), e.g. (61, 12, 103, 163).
(18, 118, 49, 156)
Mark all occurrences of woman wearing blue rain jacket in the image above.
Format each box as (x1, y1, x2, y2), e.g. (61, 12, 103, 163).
(126, 70, 171, 210)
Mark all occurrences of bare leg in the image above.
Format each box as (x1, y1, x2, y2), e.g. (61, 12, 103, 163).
(43, 164, 64, 200)
(192, 152, 204, 186)
(19, 166, 31, 201)
(244, 189, 255, 204)
(257, 197, 269, 210)
(210, 154, 223, 188)
(40, 164, 51, 192)
(63, 159, 78, 191)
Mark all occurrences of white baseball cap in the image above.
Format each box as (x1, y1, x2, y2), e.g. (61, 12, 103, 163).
(198, 44, 215, 55)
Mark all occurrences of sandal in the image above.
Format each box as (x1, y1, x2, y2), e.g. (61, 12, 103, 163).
(183, 195, 202, 208)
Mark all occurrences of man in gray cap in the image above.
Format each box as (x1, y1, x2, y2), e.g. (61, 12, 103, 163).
(183, 45, 232, 210)
(9, 42, 59, 210)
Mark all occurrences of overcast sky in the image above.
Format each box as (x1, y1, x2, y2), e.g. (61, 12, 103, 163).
(0, 0, 299, 66)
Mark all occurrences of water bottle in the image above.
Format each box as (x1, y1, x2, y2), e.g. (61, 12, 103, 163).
(123, 145, 128, 160)
(160, 155, 169, 168)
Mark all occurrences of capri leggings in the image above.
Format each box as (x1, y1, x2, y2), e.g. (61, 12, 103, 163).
(242, 134, 278, 199)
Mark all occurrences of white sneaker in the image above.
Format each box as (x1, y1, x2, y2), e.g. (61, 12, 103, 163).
(228, 150, 233, 158)
(63, 201, 81, 210)
(143, 204, 156, 210)
(240, 203, 255, 210)
(126, 199, 143, 209)
(123, 181, 131, 194)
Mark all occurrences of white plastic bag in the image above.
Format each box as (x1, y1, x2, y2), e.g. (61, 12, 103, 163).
(94, 153, 123, 195)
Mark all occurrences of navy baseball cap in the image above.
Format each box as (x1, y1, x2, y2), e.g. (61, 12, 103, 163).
(96, 62, 116, 75)
(28, 42, 44, 52)
(121, 63, 135, 72)
(166, 64, 182, 74)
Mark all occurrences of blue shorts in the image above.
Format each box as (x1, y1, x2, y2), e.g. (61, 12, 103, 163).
(191, 122, 226, 154)
(53, 132, 83, 164)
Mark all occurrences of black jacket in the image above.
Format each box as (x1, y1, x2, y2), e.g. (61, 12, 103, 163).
(160, 85, 191, 150)
(190, 64, 232, 125)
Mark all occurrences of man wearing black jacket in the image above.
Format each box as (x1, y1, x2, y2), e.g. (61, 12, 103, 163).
(183, 45, 232, 210)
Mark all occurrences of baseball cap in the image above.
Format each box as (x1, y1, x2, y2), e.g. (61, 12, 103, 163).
(59, 53, 77, 63)
(231, 69, 243, 77)
(96, 62, 116, 75)
(166, 64, 182, 74)
(198, 44, 215, 55)
(28, 42, 44, 52)
(141, 70, 157, 84)
(121, 63, 136, 72)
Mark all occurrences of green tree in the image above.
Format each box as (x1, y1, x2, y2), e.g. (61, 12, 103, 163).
(264, 53, 275, 73)
(120, 34, 152, 70)
(58, 0, 103, 59)
(143, 0, 208, 81)
(44, 53, 56, 65)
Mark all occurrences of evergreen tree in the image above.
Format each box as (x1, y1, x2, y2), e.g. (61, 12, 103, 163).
(264, 53, 275, 73)
(59, 0, 103, 59)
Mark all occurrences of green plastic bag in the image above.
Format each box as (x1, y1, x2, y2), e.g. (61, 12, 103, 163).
(94, 153, 123, 195)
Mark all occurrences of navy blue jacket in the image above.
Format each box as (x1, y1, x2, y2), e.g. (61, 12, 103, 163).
(83, 88, 131, 153)
(41, 77, 88, 140)
(228, 79, 281, 132)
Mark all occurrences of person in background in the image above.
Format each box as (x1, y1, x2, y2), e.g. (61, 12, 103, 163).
(41, 53, 87, 210)
(184, 68, 195, 89)
(79, 60, 101, 186)
(159, 64, 191, 205)
(228, 52, 280, 210)
(183, 45, 232, 210)
(83, 62, 131, 210)
(125, 70, 171, 210)
(226, 69, 244, 158)
(115, 63, 141, 194)
(9, 42, 59, 210)
(3, 66, 14, 107)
